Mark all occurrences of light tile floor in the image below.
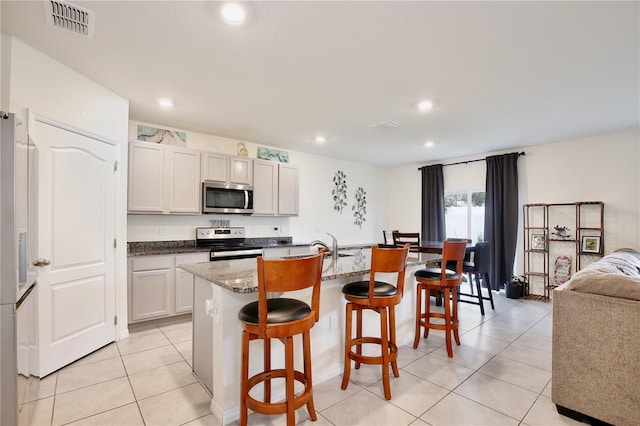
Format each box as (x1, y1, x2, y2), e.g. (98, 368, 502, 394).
(17, 292, 585, 426)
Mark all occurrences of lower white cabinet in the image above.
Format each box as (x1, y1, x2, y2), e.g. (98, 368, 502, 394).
(128, 252, 208, 323)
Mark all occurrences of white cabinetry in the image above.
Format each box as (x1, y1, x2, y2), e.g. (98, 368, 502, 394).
(127, 142, 164, 212)
(252, 159, 279, 215)
(128, 252, 208, 323)
(278, 164, 299, 216)
(129, 256, 172, 322)
(128, 141, 201, 214)
(201, 153, 253, 185)
(175, 253, 208, 313)
(201, 152, 228, 182)
(252, 161, 299, 216)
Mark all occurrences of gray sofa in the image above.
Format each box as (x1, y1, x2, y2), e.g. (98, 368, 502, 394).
(552, 248, 640, 425)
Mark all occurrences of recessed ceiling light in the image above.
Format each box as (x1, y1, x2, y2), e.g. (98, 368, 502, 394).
(221, 3, 246, 25)
(158, 98, 173, 108)
(417, 99, 434, 112)
(424, 140, 435, 148)
(315, 135, 326, 144)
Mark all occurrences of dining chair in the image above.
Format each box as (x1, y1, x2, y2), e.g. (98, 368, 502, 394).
(382, 229, 397, 246)
(392, 231, 420, 252)
(238, 250, 325, 426)
(341, 243, 411, 400)
(413, 239, 467, 357)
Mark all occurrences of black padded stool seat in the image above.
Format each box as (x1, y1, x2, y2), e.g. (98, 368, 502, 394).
(342, 281, 398, 298)
(238, 251, 325, 426)
(238, 298, 311, 324)
(414, 268, 459, 280)
(341, 244, 410, 400)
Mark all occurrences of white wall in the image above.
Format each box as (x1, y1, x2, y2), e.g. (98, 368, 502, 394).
(388, 128, 640, 273)
(5, 35, 130, 338)
(128, 120, 389, 245)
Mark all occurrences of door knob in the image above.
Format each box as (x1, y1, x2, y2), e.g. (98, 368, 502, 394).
(33, 258, 51, 267)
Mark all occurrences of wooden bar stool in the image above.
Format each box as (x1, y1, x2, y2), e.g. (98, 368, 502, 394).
(341, 244, 410, 400)
(413, 239, 467, 357)
(238, 251, 325, 426)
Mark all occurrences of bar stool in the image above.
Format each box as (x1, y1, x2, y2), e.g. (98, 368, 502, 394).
(413, 239, 467, 357)
(457, 242, 495, 315)
(341, 243, 410, 400)
(238, 250, 325, 426)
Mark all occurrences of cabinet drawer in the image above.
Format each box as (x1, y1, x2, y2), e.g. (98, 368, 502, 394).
(175, 253, 209, 267)
(131, 255, 172, 271)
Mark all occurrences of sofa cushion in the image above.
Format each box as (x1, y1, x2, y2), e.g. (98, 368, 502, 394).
(564, 248, 640, 301)
(566, 273, 640, 301)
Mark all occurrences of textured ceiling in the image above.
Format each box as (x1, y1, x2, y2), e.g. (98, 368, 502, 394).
(2, 1, 639, 166)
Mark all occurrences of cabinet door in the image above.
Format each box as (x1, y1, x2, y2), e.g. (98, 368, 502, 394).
(229, 156, 253, 185)
(130, 269, 172, 321)
(252, 159, 278, 215)
(278, 164, 299, 215)
(174, 268, 194, 313)
(166, 146, 201, 214)
(174, 253, 208, 314)
(201, 152, 228, 182)
(128, 141, 164, 213)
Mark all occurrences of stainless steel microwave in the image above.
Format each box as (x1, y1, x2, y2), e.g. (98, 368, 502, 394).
(202, 181, 254, 214)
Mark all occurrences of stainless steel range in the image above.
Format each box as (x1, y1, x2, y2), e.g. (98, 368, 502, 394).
(196, 227, 262, 261)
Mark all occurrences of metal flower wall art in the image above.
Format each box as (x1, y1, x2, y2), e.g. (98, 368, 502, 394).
(332, 170, 348, 213)
(352, 186, 367, 228)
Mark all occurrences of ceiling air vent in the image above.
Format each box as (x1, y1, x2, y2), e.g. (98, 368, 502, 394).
(45, 0, 95, 38)
(368, 120, 401, 131)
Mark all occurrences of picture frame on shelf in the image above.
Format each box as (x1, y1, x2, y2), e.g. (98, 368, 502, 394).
(531, 234, 546, 251)
(581, 236, 601, 254)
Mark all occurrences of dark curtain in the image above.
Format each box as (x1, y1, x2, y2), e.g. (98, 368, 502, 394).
(421, 164, 446, 241)
(485, 153, 520, 290)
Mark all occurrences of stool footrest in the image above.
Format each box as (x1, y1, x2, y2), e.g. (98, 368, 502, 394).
(346, 337, 398, 366)
(246, 369, 312, 415)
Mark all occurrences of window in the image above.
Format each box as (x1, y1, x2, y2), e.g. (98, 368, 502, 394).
(444, 190, 485, 242)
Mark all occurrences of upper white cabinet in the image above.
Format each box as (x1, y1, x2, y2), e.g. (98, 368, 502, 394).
(128, 141, 201, 214)
(128, 142, 164, 212)
(278, 164, 299, 216)
(252, 160, 299, 216)
(202, 153, 253, 185)
(253, 159, 279, 215)
(201, 152, 228, 183)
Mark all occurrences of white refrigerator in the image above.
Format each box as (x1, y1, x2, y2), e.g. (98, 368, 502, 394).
(1, 112, 38, 425)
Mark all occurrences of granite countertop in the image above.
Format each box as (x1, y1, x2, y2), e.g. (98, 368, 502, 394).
(127, 237, 301, 256)
(180, 248, 438, 293)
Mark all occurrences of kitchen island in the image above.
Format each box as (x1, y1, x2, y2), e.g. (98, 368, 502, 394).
(181, 247, 438, 425)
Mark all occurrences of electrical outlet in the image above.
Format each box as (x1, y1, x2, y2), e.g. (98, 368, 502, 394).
(159, 227, 166, 237)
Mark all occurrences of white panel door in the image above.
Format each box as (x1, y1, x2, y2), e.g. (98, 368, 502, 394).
(31, 116, 117, 377)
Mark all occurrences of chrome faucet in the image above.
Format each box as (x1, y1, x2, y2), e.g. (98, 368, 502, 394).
(310, 233, 339, 257)
(310, 240, 332, 255)
(326, 232, 338, 258)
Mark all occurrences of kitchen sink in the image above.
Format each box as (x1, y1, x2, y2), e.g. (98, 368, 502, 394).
(327, 252, 354, 257)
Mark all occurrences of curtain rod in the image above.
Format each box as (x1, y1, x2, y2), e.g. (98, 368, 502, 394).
(418, 151, 525, 170)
